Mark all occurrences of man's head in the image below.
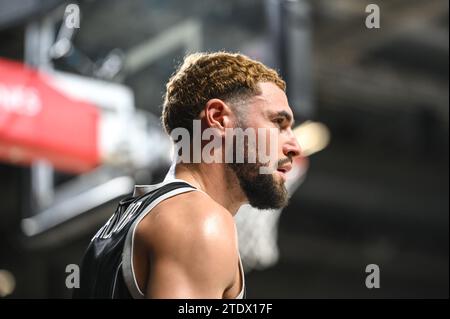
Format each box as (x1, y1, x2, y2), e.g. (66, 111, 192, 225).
(162, 52, 301, 209)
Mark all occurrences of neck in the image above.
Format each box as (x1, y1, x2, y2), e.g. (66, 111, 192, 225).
(172, 162, 246, 215)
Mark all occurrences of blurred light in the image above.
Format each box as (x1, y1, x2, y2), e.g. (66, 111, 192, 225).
(0, 269, 16, 297)
(293, 121, 330, 156)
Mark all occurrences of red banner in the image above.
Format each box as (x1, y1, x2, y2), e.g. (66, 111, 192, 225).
(0, 58, 100, 173)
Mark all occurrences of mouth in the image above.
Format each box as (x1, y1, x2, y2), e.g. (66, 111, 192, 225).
(276, 167, 288, 182)
(275, 163, 292, 182)
(277, 163, 292, 174)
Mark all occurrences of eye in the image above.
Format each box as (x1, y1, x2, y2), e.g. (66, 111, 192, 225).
(274, 118, 284, 125)
(273, 118, 286, 128)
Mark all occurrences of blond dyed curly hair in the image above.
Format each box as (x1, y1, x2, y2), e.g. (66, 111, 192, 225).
(161, 52, 285, 135)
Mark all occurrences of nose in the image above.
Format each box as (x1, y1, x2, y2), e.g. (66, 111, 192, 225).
(282, 130, 301, 159)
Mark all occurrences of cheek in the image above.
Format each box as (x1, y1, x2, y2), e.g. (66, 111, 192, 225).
(279, 135, 285, 156)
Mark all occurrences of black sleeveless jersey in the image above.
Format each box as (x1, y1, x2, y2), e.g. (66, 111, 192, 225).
(73, 181, 195, 298)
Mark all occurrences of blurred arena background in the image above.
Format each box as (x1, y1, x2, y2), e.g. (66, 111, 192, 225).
(0, 0, 448, 298)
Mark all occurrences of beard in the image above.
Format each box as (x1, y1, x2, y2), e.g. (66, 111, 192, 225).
(227, 155, 289, 210)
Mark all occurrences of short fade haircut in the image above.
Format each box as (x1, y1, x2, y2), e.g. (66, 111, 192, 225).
(161, 51, 286, 135)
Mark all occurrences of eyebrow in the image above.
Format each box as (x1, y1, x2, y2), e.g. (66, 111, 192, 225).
(270, 110, 295, 127)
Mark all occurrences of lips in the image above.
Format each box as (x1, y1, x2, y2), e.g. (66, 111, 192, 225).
(277, 163, 292, 174)
(277, 169, 287, 182)
(276, 163, 292, 182)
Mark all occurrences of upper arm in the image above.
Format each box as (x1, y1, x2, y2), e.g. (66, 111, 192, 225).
(141, 200, 238, 299)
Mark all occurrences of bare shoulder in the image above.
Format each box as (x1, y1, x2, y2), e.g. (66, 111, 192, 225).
(135, 190, 239, 296)
(136, 190, 237, 255)
(133, 190, 240, 297)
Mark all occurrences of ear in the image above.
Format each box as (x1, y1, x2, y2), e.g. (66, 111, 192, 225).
(202, 99, 234, 134)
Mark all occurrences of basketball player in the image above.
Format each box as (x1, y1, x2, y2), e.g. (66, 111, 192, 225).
(74, 52, 301, 299)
